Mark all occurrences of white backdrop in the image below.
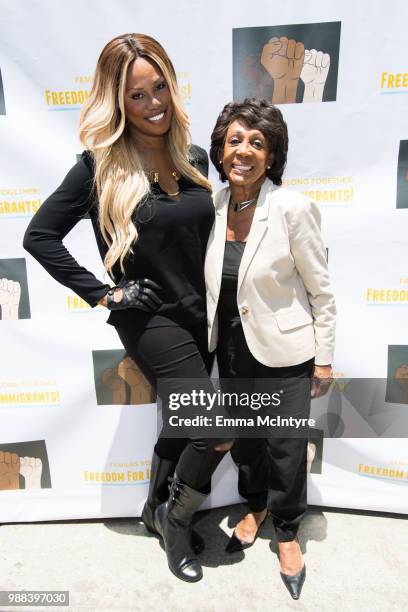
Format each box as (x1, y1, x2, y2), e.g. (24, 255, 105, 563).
(1, 0, 408, 521)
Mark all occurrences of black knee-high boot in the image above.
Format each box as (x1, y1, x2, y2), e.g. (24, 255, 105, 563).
(141, 452, 204, 555)
(155, 475, 207, 582)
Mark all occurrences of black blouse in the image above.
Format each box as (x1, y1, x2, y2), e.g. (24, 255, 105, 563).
(23, 145, 214, 328)
(217, 240, 246, 324)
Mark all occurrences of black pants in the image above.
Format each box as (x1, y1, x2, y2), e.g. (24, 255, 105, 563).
(217, 319, 314, 542)
(115, 318, 227, 493)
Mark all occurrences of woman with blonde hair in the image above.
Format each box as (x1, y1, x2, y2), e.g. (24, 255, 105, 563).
(23, 33, 231, 583)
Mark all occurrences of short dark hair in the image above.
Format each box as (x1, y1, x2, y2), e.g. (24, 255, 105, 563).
(210, 98, 288, 185)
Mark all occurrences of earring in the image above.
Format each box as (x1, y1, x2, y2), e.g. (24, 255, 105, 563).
(266, 165, 271, 169)
(219, 160, 223, 165)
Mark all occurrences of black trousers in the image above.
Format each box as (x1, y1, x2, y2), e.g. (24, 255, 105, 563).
(217, 319, 314, 542)
(115, 318, 227, 493)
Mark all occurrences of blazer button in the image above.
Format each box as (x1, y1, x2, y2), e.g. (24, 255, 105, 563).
(241, 305, 249, 315)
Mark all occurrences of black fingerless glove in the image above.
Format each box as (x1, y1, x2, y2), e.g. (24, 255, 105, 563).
(106, 278, 163, 312)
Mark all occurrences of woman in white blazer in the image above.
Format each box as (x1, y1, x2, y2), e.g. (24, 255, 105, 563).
(205, 99, 336, 599)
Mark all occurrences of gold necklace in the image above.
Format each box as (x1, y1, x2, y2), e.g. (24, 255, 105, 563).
(151, 170, 181, 197)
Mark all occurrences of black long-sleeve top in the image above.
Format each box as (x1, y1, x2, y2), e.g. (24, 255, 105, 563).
(23, 145, 214, 328)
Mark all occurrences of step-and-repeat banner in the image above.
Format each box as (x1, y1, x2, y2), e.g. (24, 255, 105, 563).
(1, 0, 408, 521)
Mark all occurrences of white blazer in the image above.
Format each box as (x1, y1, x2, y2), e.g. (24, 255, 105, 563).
(205, 178, 336, 368)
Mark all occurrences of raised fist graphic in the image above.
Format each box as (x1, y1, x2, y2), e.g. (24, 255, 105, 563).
(101, 367, 127, 404)
(394, 364, 408, 404)
(307, 442, 317, 473)
(261, 36, 305, 104)
(0, 451, 20, 490)
(20, 456, 43, 489)
(300, 49, 331, 102)
(0, 278, 21, 320)
(118, 356, 154, 405)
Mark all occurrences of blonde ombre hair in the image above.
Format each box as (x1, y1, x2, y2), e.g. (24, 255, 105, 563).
(79, 33, 212, 276)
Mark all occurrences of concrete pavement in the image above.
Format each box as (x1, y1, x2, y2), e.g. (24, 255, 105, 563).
(1, 504, 407, 611)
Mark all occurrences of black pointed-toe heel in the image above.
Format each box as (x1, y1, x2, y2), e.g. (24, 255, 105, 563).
(225, 512, 268, 553)
(280, 564, 306, 600)
(225, 530, 249, 553)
